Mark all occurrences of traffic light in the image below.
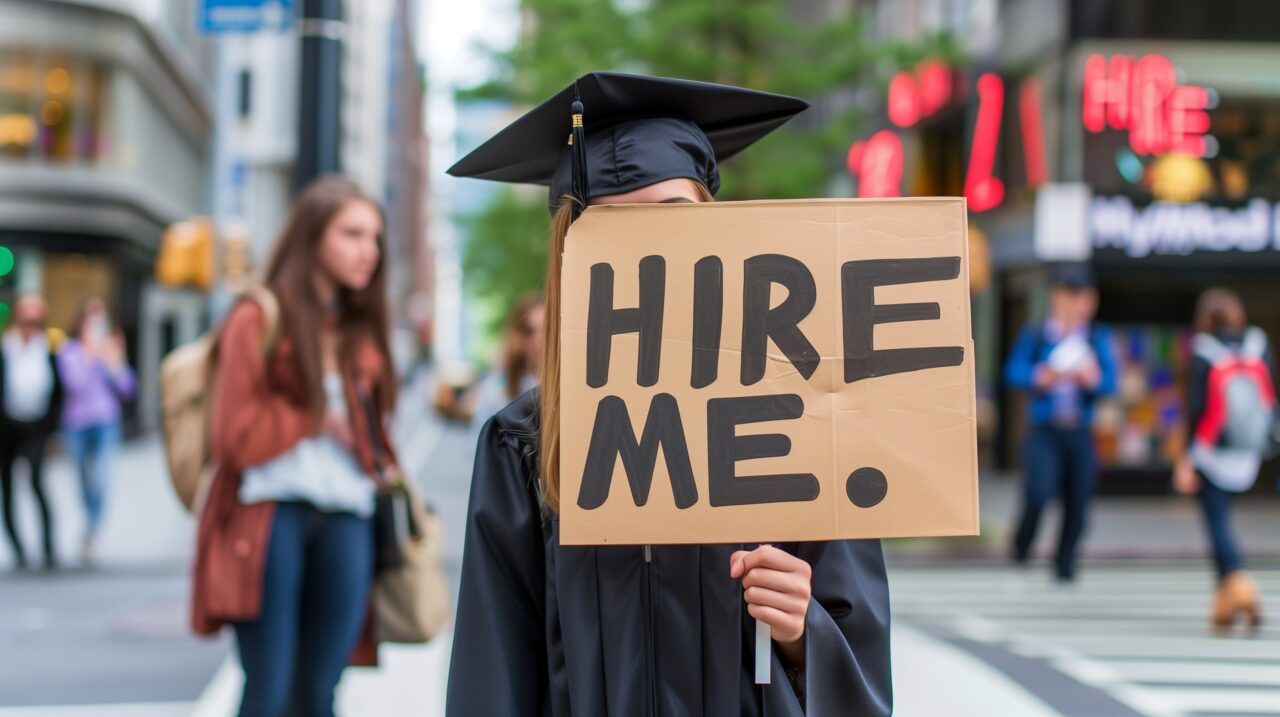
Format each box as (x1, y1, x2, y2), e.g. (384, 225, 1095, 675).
(156, 218, 215, 291)
(0, 244, 14, 327)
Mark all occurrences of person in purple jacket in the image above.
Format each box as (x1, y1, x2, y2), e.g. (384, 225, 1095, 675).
(58, 297, 136, 565)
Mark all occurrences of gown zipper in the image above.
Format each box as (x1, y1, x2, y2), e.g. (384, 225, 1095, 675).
(644, 544, 657, 716)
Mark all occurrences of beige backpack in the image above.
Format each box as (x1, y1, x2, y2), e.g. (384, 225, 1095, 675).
(159, 286, 280, 513)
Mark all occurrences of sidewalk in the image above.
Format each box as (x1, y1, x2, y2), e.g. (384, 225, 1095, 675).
(5, 405, 1277, 715)
(0, 369, 456, 716)
(0, 435, 192, 571)
(886, 472, 1280, 563)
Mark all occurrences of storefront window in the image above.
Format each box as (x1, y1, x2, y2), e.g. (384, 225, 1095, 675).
(0, 52, 36, 160)
(1072, 0, 1280, 44)
(1085, 98, 1280, 204)
(0, 52, 109, 165)
(1094, 324, 1188, 472)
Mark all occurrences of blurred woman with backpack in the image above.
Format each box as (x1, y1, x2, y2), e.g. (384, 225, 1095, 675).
(1174, 288, 1277, 631)
(191, 176, 399, 717)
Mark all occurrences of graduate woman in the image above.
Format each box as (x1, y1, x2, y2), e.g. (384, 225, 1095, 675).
(445, 73, 891, 716)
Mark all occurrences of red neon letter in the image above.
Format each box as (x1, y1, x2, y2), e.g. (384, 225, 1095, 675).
(858, 130, 903, 198)
(1020, 78, 1048, 188)
(888, 72, 920, 128)
(1130, 54, 1176, 155)
(965, 73, 1004, 213)
(1169, 85, 1210, 157)
(1083, 54, 1133, 133)
(1106, 55, 1133, 130)
(846, 140, 865, 177)
(917, 60, 952, 116)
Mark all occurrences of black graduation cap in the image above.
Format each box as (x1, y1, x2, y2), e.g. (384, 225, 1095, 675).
(446, 72, 809, 214)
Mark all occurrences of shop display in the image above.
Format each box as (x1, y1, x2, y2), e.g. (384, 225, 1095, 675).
(1094, 324, 1190, 474)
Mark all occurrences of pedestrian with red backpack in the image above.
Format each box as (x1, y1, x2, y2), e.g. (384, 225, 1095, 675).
(1174, 288, 1278, 631)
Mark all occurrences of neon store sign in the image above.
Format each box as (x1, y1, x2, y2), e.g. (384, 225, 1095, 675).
(1083, 54, 1214, 158)
(848, 54, 1213, 213)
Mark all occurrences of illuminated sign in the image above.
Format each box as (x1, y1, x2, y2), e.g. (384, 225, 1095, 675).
(1091, 196, 1279, 258)
(964, 73, 1005, 213)
(848, 54, 1217, 214)
(1019, 79, 1048, 189)
(1082, 54, 1215, 157)
(847, 130, 904, 198)
(887, 60, 954, 129)
(850, 64, 1048, 213)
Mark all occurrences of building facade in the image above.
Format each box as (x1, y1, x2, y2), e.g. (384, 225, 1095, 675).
(0, 0, 215, 431)
(855, 0, 1280, 492)
(210, 0, 430, 371)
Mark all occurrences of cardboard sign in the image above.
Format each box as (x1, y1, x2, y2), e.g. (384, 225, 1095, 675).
(560, 198, 978, 545)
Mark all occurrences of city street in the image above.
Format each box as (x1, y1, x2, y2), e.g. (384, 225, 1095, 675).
(2, 369, 1277, 716)
(4, 1, 1280, 715)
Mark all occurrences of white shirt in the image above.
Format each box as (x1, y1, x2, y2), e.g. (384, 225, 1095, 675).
(238, 372, 376, 517)
(3, 330, 54, 422)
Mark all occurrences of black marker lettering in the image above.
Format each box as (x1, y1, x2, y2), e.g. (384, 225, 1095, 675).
(740, 255, 820, 386)
(577, 394, 697, 510)
(706, 394, 820, 506)
(690, 256, 723, 389)
(586, 256, 665, 388)
(842, 257, 964, 383)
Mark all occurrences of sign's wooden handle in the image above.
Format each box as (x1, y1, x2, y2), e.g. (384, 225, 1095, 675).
(754, 617, 771, 684)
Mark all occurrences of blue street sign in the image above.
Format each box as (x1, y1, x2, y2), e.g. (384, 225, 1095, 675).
(200, 0, 295, 34)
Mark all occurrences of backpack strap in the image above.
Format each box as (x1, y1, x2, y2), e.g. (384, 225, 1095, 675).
(1192, 332, 1232, 365)
(1241, 327, 1268, 361)
(237, 285, 281, 359)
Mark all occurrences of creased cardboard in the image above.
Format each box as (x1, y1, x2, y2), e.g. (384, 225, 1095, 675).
(559, 198, 979, 545)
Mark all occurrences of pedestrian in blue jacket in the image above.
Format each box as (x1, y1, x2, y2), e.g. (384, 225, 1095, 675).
(1004, 264, 1117, 582)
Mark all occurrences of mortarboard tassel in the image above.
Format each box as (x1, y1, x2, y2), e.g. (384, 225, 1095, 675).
(569, 85, 588, 218)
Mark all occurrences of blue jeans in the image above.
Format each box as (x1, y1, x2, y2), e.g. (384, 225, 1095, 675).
(1197, 474, 1244, 580)
(234, 502, 374, 717)
(62, 421, 121, 535)
(1013, 426, 1097, 580)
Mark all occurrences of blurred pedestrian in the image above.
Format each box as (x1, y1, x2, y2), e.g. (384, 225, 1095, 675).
(470, 293, 544, 424)
(1004, 264, 1118, 582)
(444, 74, 891, 716)
(0, 295, 63, 570)
(191, 176, 399, 717)
(1174, 288, 1274, 631)
(58, 297, 136, 565)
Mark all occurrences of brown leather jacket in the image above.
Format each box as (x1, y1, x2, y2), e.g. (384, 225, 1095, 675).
(190, 301, 395, 665)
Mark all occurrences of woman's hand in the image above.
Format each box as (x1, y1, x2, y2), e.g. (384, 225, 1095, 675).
(102, 333, 127, 371)
(730, 545, 812, 665)
(1173, 456, 1200, 495)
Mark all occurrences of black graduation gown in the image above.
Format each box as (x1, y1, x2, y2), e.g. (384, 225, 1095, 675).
(445, 391, 892, 716)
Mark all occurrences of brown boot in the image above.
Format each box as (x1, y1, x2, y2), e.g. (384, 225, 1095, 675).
(1212, 571, 1262, 632)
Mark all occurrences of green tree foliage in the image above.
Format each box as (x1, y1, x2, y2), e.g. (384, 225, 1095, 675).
(459, 0, 956, 343)
(459, 186, 550, 349)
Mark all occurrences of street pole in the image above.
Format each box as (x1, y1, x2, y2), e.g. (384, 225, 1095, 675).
(295, 0, 344, 191)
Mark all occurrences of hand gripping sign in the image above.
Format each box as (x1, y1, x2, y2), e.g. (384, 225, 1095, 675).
(560, 198, 979, 546)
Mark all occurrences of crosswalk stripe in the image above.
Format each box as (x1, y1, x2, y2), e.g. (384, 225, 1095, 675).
(891, 564, 1280, 717)
(1097, 661, 1280, 687)
(0, 705, 190, 717)
(1138, 686, 1280, 714)
(1009, 635, 1279, 661)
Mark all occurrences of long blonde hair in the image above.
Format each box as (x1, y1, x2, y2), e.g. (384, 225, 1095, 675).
(538, 183, 715, 513)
